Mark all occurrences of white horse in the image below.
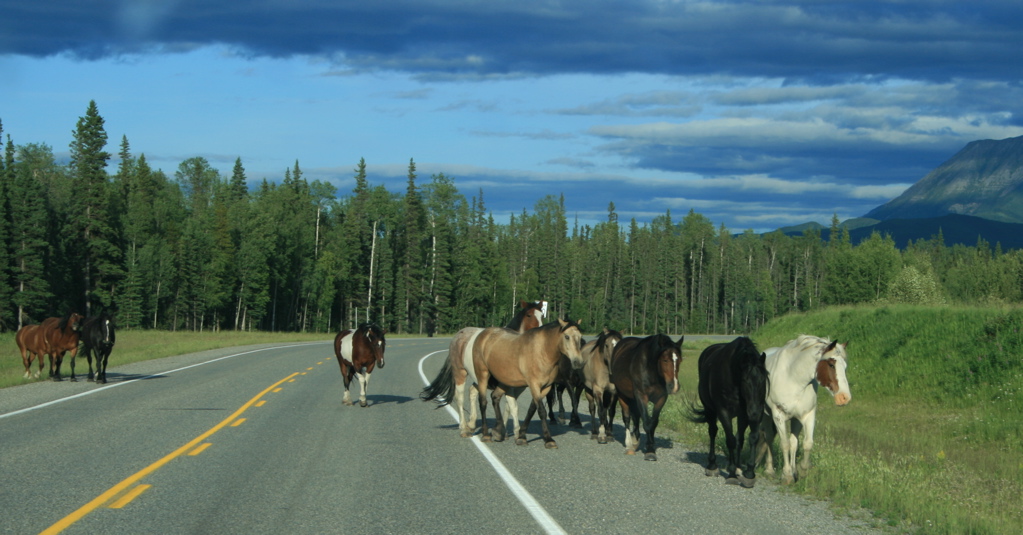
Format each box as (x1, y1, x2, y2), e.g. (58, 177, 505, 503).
(755, 335, 851, 484)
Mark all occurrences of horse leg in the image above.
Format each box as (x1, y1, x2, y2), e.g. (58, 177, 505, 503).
(476, 383, 492, 442)
(755, 411, 776, 476)
(98, 349, 109, 384)
(704, 413, 720, 476)
(795, 409, 816, 480)
(720, 416, 740, 483)
(50, 352, 65, 381)
(504, 388, 523, 444)
(357, 371, 371, 407)
(544, 389, 560, 426)
(618, 396, 637, 454)
(453, 375, 470, 437)
(585, 389, 599, 439)
(532, 386, 557, 449)
(568, 383, 583, 428)
(341, 364, 355, 406)
(642, 398, 664, 461)
(85, 348, 95, 382)
(69, 351, 78, 382)
(773, 411, 797, 484)
(490, 386, 507, 442)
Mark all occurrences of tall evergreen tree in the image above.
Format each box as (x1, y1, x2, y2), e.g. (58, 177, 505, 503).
(68, 100, 120, 315)
(0, 129, 16, 328)
(9, 143, 56, 327)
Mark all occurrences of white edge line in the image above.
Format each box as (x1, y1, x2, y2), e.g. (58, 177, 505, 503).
(417, 350, 567, 535)
(0, 342, 330, 421)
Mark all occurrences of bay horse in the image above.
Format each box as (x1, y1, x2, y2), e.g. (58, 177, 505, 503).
(610, 333, 683, 461)
(581, 328, 623, 443)
(754, 335, 852, 484)
(420, 300, 544, 437)
(689, 336, 769, 487)
(333, 323, 386, 407)
(38, 312, 85, 381)
(474, 318, 584, 448)
(71, 311, 117, 383)
(16, 324, 48, 379)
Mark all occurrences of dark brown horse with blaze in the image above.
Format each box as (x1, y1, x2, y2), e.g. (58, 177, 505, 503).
(421, 300, 545, 437)
(38, 313, 85, 381)
(474, 318, 583, 448)
(610, 333, 684, 461)
(333, 323, 386, 407)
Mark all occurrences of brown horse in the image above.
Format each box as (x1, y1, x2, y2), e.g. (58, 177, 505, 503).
(16, 324, 48, 379)
(421, 300, 545, 437)
(581, 328, 624, 443)
(473, 318, 583, 448)
(610, 333, 683, 461)
(38, 313, 85, 381)
(333, 323, 386, 407)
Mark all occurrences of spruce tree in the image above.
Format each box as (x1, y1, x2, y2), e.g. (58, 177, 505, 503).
(0, 128, 15, 328)
(68, 100, 120, 315)
(9, 143, 55, 327)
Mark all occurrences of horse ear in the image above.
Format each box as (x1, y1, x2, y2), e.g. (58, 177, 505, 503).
(558, 318, 568, 328)
(760, 352, 767, 366)
(822, 340, 838, 355)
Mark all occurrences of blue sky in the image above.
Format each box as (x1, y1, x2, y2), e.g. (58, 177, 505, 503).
(3, 1, 1023, 232)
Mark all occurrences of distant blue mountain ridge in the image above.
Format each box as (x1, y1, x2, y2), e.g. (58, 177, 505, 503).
(777, 134, 1023, 250)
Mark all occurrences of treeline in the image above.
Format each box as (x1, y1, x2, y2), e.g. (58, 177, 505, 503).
(2, 102, 1022, 335)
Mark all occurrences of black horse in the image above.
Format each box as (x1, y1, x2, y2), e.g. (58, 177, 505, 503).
(71, 311, 117, 383)
(689, 336, 768, 488)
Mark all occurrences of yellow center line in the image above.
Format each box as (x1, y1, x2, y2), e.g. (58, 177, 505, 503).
(255, 400, 266, 407)
(231, 418, 246, 427)
(107, 484, 151, 509)
(188, 443, 213, 456)
(41, 372, 301, 535)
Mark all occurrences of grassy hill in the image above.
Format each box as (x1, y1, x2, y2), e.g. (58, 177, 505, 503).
(664, 305, 1023, 533)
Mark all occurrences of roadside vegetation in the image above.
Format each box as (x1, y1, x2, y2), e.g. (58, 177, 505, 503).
(665, 305, 1022, 534)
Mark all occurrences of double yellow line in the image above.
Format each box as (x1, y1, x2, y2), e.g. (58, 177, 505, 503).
(41, 371, 301, 534)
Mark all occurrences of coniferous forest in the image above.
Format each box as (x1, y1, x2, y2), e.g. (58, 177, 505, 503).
(3, 102, 1022, 335)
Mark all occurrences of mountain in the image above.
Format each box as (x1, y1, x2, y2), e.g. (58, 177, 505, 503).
(826, 214, 1023, 250)
(865, 134, 1023, 223)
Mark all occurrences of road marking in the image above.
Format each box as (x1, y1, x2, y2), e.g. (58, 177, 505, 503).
(108, 484, 151, 509)
(417, 351, 567, 535)
(231, 418, 246, 427)
(188, 443, 213, 456)
(40, 372, 301, 534)
(256, 400, 267, 407)
(0, 342, 330, 421)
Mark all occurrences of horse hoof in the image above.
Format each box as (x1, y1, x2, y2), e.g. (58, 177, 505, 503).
(643, 453, 657, 461)
(704, 468, 717, 477)
(493, 434, 505, 443)
(515, 438, 528, 446)
(739, 476, 756, 488)
(359, 401, 368, 407)
(481, 435, 493, 443)
(725, 477, 741, 486)
(597, 437, 608, 445)
(70, 377, 77, 382)
(625, 449, 636, 456)
(544, 441, 558, 449)
(590, 434, 598, 440)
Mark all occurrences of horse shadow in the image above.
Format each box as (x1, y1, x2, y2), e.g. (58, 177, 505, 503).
(74, 372, 166, 384)
(365, 394, 415, 406)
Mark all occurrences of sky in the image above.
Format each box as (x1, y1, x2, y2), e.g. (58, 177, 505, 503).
(3, 1, 1023, 233)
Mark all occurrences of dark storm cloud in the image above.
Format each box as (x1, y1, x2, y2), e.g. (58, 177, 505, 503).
(4, 1, 1023, 83)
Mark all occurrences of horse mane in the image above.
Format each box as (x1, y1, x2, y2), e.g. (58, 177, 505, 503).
(57, 312, 78, 331)
(791, 334, 846, 360)
(358, 322, 385, 338)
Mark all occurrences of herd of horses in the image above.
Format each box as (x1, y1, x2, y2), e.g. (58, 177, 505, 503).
(406, 300, 853, 488)
(16, 311, 117, 383)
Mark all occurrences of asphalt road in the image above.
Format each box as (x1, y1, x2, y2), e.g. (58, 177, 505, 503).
(0, 336, 879, 534)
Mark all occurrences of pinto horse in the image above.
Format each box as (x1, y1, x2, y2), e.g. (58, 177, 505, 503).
(610, 333, 683, 461)
(71, 312, 117, 383)
(581, 328, 623, 443)
(333, 323, 386, 407)
(689, 336, 769, 487)
(16, 324, 48, 379)
(420, 300, 544, 437)
(38, 312, 85, 381)
(754, 335, 852, 484)
(474, 318, 583, 448)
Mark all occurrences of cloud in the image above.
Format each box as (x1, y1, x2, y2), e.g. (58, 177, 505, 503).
(4, 1, 1023, 84)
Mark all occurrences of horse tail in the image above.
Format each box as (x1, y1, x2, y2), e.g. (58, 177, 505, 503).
(420, 359, 456, 406)
(684, 392, 711, 424)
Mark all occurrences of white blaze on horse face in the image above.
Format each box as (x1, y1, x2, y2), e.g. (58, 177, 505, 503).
(832, 356, 852, 406)
(670, 350, 680, 394)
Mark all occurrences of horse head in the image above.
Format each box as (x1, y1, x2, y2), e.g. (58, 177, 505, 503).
(597, 327, 623, 366)
(655, 334, 684, 395)
(817, 340, 851, 406)
(60, 312, 85, 333)
(556, 318, 584, 368)
(742, 350, 770, 436)
(361, 323, 387, 369)
(510, 300, 544, 332)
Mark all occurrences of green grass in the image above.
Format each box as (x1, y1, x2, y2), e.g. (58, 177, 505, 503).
(663, 305, 1023, 534)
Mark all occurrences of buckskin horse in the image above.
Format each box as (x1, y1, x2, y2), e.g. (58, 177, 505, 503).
(71, 311, 117, 383)
(610, 333, 683, 461)
(689, 336, 769, 487)
(39, 312, 85, 381)
(581, 327, 623, 444)
(754, 335, 852, 484)
(474, 318, 583, 448)
(333, 323, 387, 407)
(420, 300, 544, 437)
